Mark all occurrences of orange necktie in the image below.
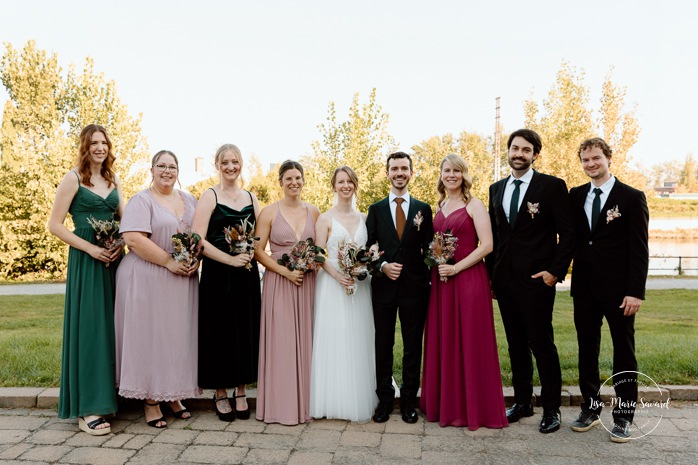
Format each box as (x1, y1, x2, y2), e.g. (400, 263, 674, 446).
(395, 197, 406, 239)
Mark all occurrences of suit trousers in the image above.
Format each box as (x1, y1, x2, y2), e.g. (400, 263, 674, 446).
(496, 282, 561, 411)
(573, 294, 637, 422)
(373, 291, 428, 405)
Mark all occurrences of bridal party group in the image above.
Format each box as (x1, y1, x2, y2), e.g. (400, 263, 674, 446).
(50, 124, 648, 445)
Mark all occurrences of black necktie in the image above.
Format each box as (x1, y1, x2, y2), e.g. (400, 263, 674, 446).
(591, 188, 602, 228)
(509, 179, 523, 225)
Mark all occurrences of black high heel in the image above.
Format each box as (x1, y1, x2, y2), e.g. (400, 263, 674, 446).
(234, 391, 250, 420)
(165, 400, 191, 419)
(145, 401, 167, 428)
(213, 394, 235, 422)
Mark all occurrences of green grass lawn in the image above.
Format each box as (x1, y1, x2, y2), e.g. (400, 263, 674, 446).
(1, 290, 697, 388)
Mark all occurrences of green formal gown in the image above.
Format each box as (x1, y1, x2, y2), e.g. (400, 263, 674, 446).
(58, 183, 119, 419)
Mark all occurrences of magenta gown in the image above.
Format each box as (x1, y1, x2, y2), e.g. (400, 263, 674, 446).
(420, 206, 508, 429)
(256, 205, 316, 425)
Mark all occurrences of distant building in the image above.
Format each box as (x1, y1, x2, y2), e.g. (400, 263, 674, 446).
(654, 181, 678, 197)
(195, 157, 206, 175)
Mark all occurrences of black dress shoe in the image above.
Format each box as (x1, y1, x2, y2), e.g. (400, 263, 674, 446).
(400, 401, 419, 424)
(506, 402, 534, 423)
(539, 409, 561, 433)
(372, 402, 393, 423)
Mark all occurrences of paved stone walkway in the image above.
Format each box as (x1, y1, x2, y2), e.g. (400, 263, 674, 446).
(1, 402, 697, 465)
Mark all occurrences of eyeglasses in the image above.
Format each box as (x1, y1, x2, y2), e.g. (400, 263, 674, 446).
(155, 164, 178, 172)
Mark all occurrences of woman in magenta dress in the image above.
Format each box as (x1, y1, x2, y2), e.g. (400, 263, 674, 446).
(254, 160, 320, 425)
(420, 153, 508, 429)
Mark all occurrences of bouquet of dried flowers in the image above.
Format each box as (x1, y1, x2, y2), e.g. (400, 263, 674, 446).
(336, 240, 382, 295)
(223, 215, 259, 270)
(171, 230, 204, 267)
(277, 237, 325, 273)
(86, 216, 124, 267)
(424, 230, 458, 282)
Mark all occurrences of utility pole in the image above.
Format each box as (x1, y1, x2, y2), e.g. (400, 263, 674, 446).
(494, 97, 501, 182)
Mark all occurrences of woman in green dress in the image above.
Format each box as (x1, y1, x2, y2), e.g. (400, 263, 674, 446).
(49, 124, 125, 435)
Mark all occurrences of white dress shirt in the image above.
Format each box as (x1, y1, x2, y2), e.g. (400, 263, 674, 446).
(584, 175, 616, 229)
(502, 169, 534, 222)
(388, 191, 411, 228)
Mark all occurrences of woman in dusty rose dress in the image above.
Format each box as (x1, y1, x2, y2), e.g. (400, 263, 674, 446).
(420, 154, 508, 429)
(114, 150, 201, 428)
(254, 160, 320, 425)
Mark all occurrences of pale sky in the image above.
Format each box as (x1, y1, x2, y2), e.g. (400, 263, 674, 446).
(1, 0, 696, 186)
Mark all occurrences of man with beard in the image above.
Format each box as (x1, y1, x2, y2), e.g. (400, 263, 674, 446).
(486, 129, 575, 433)
(366, 152, 434, 423)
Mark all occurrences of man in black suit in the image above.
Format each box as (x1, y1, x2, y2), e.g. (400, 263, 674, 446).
(366, 152, 434, 423)
(487, 129, 575, 433)
(568, 137, 649, 443)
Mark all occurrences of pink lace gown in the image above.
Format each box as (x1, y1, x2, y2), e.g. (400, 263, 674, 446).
(256, 205, 316, 425)
(420, 206, 508, 429)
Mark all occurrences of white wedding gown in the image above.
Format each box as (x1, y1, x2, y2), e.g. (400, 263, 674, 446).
(310, 216, 378, 422)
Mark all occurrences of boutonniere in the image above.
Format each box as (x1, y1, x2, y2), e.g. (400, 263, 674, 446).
(606, 205, 621, 224)
(527, 202, 540, 219)
(413, 210, 424, 231)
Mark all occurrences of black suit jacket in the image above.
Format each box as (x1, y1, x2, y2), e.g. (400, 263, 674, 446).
(487, 171, 575, 288)
(569, 179, 649, 303)
(366, 196, 434, 304)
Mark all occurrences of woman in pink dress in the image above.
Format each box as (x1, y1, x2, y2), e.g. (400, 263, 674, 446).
(114, 150, 201, 428)
(254, 160, 320, 425)
(420, 154, 508, 429)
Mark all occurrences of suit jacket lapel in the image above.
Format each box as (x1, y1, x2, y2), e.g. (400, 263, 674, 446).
(401, 196, 420, 240)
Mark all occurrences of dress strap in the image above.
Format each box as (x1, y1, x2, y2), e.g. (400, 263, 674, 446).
(209, 187, 218, 203)
(246, 190, 253, 203)
(73, 170, 81, 184)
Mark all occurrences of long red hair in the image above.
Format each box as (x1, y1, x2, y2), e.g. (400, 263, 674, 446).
(76, 124, 117, 187)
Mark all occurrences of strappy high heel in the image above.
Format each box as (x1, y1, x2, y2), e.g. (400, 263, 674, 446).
(144, 401, 167, 428)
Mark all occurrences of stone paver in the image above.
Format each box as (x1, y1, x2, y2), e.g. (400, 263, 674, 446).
(0, 402, 695, 464)
(296, 429, 340, 452)
(126, 443, 185, 465)
(59, 446, 135, 465)
(243, 448, 291, 465)
(26, 429, 74, 445)
(18, 444, 71, 462)
(179, 445, 247, 464)
(0, 443, 32, 459)
(286, 451, 333, 465)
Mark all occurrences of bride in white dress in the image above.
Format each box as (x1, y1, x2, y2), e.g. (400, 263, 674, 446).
(310, 166, 378, 422)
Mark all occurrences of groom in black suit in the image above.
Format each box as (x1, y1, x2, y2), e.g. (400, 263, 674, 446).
(366, 152, 434, 423)
(568, 138, 649, 443)
(487, 129, 575, 433)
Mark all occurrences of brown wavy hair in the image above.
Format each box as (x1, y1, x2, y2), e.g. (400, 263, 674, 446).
(77, 124, 116, 187)
(436, 154, 473, 208)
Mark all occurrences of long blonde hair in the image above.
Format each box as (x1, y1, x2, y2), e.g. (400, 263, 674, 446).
(436, 153, 472, 208)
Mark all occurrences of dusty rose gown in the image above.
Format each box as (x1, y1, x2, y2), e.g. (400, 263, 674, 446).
(114, 189, 201, 401)
(256, 204, 316, 425)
